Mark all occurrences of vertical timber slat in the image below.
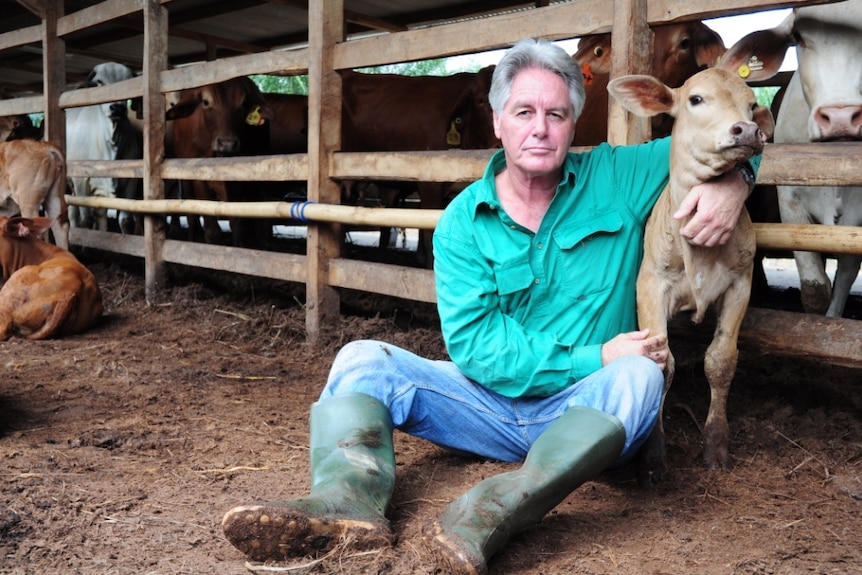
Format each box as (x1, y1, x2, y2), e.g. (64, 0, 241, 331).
(306, 0, 345, 341)
(41, 0, 65, 149)
(143, 0, 168, 302)
(608, 0, 651, 145)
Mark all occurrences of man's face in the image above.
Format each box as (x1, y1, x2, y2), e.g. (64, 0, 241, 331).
(493, 67, 576, 180)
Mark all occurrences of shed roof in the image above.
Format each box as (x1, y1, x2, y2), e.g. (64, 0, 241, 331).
(1, 0, 561, 96)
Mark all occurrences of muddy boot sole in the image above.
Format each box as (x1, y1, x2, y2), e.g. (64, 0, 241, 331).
(222, 503, 394, 561)
(422, 520, 486, 575)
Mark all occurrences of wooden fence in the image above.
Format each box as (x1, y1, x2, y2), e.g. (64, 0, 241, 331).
(1, 0, 860, 364)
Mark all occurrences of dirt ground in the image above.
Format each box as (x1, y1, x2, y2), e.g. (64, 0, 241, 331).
(1, 249, 861, 575)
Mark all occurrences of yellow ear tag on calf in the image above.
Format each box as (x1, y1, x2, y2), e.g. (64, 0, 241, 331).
(447, 119, 462, 146)
(246, 106, 264, 126)
(737, 64, 751, 79)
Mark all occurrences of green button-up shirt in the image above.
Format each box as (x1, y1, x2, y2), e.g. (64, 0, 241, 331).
(433, 138, 672, 398)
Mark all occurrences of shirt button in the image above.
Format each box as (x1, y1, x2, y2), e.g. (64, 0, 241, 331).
(536, 242, 543, 249)
(534, 278, 540, 285)
(510, 224, 517, 230)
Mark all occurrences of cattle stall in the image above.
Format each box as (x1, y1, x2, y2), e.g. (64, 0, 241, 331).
(0, 0, 859, 365)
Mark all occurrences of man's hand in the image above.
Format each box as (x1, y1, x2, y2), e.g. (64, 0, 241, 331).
(601, 328, 668, 369)
(673, 166, 751, 247)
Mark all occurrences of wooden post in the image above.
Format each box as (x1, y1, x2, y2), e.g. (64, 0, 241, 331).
(142, 0, 168, 303)
(306, 0, 344, 342)
(41, 0, 64, 149)
(607, 0, 651, 145)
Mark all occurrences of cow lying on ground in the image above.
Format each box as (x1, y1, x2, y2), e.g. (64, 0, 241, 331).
(608, 67, 774, 484)
(0, 216, 102, 340)
(718, 0, 862, 317)
(0, 139, 68, 249)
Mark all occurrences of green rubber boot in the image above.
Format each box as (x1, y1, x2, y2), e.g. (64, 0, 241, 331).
(221, 393, 396, 561)
(424, 406, 626, 575)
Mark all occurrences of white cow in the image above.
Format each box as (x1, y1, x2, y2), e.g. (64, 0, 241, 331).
(66, 62, 137, 232)
(720, 1, 862, 317)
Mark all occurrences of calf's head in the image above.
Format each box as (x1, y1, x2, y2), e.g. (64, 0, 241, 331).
(608, 68, 774, 178)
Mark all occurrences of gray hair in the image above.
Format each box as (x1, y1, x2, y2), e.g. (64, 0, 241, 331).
(488, 37, 585, 122)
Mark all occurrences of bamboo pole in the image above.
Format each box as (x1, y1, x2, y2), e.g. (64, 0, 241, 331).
(65, 195, 443, 229)
(64, 195, 862, 256)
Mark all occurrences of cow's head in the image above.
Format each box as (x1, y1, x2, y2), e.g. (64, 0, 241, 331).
(84, 62, 137, 128)
(720, 1, 862, 142)
(573, 21, 726, 145)
(447, 65, 499, 149)
(0, 114, 40, 142)
(167, 77, 274, 155)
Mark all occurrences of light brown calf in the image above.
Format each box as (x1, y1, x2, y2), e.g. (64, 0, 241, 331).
(608, 67, 774, 484)
(0, 216, 102, 340)
(0, 139, 69, 249)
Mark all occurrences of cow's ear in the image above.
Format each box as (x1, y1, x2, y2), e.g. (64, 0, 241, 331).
(607, 74, 674, 118)
(3, 217, 31, 238)
(718, 28, 793, 82)
(165, 99, 200, 121)
(753, 104, 776, 141)
(692, 25, 727, 68)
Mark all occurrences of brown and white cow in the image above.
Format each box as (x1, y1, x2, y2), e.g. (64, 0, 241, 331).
(0, 216, 102, 340)
(719, 0, 862, 318)
(0, 139, 68, 250)
(608, 67, 774, 483)
(168, 76, 273, 246)
(574, 21, 726, 145)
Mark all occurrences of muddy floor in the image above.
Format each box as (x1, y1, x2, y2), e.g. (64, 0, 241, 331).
(1, 250, 860, 575)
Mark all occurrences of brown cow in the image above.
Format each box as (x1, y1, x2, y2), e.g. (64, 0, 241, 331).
(169, 77, 273, 246)
(0, 216, 102, 340)
(264, 92, 308, 155)
(574, 22, 726, 145)
(342, 66, 498, 264)
(608, 67, 774, 483)
(0, 139, 69, 250)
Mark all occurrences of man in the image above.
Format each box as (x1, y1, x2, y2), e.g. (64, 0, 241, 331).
(221, 38, 755, 574)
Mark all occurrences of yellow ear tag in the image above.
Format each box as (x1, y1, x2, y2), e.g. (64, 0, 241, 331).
(737, 64, 751, 79)
(446, 119, 462, 147)
(246, 106, 264, 126)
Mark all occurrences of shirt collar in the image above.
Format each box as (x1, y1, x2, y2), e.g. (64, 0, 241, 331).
(472, 149, 579, 217)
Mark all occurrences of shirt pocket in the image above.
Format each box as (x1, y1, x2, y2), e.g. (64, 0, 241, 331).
(494, 258, 534, 297)
(553, 210, 624, 305)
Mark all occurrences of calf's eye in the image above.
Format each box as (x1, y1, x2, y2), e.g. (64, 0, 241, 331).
(688, 95, 704, 106)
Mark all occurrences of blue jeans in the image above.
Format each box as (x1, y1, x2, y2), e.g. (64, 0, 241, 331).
(321, 340, 663, 465)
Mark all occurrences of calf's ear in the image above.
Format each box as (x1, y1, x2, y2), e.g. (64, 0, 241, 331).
(753, 104, 776, 141)
(607, 74, 674, 118)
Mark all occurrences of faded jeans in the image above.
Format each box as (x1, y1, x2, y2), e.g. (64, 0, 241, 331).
(321, 339, 663, 465)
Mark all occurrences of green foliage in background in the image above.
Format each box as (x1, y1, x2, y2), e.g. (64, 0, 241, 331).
(250, 58, 452, 95)
(754, 86, 780, 109)
(251, 74, 309, 95)
(355, 58, 449, 76)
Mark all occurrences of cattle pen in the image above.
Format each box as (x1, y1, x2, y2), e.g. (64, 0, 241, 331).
(0, 0, 860, 365)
